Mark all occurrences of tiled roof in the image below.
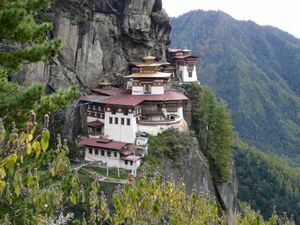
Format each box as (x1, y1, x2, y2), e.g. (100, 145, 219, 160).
(173, 55, 198, 59)
(125, 72, 172, 78)
(79, 138, 127, 151)
(87, 120, 104, 128)
(80, 95, 109, 103)
(168, 48, 183, 53)
(91, 88, 125, 96)
(121, 150, 134, 156)
(121, 155, 142, 162)
(130, 61, 170, 67)
(80, 89, 188, 107)
(103, 91, 188, 106)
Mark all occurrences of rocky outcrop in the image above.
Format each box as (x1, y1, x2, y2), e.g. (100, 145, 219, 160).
(160, 135, 215, 197)
(15, 0, 171, 90)
(216, 162, 239, 225)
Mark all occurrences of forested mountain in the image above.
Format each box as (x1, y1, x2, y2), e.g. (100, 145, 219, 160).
(234, 137, 300, 223)
(170, 10, 300, 161)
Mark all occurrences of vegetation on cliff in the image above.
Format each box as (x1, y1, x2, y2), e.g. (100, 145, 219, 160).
(185, 82, 233, 183)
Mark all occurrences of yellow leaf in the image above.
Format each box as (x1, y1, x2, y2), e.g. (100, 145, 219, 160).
(70, 193, 77, 204)
(0, 180, 6, 194)
(19, 132, 26, 144)
(7, 195, 13, 205)
(0, 167, 6, 179)
(26, 143, 32, 155)
(6, 154, 18, 173)
(41, 129, 50, 151)
(14, 184, 21, 197)
(26, 134, 33, 143)
(32, 141, 42, 158)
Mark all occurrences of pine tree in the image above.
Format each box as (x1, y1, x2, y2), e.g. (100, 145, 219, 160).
(0, 0, 61, 73)
(0, 0, 77, 126)
(185, 82, 233, 182)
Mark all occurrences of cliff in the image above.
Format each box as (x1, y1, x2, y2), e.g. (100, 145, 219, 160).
(148, 129, 238, 224)
(15, 0, 171, 90)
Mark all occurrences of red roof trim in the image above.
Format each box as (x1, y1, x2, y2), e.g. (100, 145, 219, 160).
(79, 138, 127, 151)
(87, 121, 104, 128)
(80, 91, 188, 107)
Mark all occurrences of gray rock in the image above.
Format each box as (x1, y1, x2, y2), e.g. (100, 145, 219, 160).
(15, 0, 171, 90)
(160, 136, 215, 197)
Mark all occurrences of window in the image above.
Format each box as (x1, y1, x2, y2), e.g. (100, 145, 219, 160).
(130, 161, 133, 166)
(107, 151, 111, 157)
(112, 108, 116, 115)
(166, 103, 178, 112)
(88, 104, 91, 110)
(114, 152, 118, 157)
(93, 105, 96, 110)
(144, 84, 151, 94)
(101, 150, 105, 156)
(125, 160, 128, 165)
(127, 118, 131, 126)
(109, 117, 113, 124)
(115, 117, 118, 124)
(188, 71, 192, 77)
(95, 149, 99, 155)
(89, 148, 93, 154)
(88, 127, 94, 134)
(121, 118, 125, 125)
(124, 109, 128, 115)
(98, 106, 101, 111)
(95, 128, 101, 135)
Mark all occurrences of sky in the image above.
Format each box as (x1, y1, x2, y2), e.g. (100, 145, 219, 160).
(162, 0, 300, 38)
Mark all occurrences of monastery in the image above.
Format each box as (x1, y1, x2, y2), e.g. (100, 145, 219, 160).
(78, 48, 198, 174)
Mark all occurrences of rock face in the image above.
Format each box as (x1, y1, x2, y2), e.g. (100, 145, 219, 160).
(16, 0, 171, 90)
(216, 162, 239, 225)
(160, 136, 215, 197)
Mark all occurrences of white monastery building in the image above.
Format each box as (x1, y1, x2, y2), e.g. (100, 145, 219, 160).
(79, 52, 197, 173)
(168, 48, 199, 83)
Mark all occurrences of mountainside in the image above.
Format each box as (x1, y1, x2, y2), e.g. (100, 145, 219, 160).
(234, 138, 300, 223)
(170, 10, 300, 159)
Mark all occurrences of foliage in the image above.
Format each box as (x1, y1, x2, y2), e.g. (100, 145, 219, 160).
(185, 82, 233, 182)
(148, 128, 197, 163)
(0, 112, 108, 225)
(171, 10, 300, 162)
(237, 203, 295, 225)
(0, 0, 77, 126)
(108, 177, 295, 225)
(233, 135, 300, 224)
(111, 177, 225, 225)
(0, 0, 61, 73)
(0, 76, 77, 126)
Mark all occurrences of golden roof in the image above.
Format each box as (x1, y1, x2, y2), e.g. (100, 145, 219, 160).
(125, 72, 172, 79)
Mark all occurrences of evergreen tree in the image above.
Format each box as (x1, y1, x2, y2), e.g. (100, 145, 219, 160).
(185, 82, 233, 182)
(0, 0, 76, 126)
(0, 0, 61, 73)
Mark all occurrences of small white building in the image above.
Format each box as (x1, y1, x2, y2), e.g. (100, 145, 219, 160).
(79, 138, 142, 172)
(168, 48, 199, 83)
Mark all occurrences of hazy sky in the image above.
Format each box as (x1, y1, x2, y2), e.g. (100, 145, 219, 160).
(162, 0, 300, 38)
